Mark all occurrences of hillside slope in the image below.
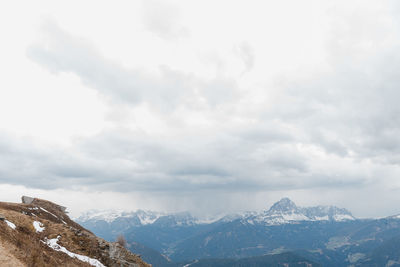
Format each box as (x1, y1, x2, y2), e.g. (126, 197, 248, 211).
(0, 197, 151, 267)
(178, 252, 321, 267)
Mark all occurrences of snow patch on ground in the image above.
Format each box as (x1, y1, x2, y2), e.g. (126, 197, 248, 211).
(33, 221, 45, 233)
(5, 220, 16, 230)
(44, 236, 105, 267)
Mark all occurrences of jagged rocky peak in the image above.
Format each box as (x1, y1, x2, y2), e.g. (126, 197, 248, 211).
(244, 198, 356, 225)
(266, 198, 354, 220)
(268, 197, 299, 213)
(302, 205, 354, 221)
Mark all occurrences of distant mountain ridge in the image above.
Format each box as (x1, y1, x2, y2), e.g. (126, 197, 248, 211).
(78, 209, 164, 224)
(76, 198, 370, 266)
(76, 197, 355, 227)
(75, 198, 400, 266)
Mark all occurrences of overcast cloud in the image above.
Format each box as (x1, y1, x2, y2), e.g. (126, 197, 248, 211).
(1, 0, 400, 218)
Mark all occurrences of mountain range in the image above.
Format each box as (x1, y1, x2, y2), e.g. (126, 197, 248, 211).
(74, 198, 400, 266)
(77, 197, 355, 230)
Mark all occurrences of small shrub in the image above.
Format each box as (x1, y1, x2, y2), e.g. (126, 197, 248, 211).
(116, 234, 127, 248)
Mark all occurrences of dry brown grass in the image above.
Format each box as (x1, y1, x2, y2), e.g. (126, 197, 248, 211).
(0, 199, 151, 267)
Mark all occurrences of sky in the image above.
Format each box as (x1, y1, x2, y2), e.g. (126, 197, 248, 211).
(1, 0, 400, 218)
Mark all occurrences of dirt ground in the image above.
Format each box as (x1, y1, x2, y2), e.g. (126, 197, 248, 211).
(0, 240, 25, 267)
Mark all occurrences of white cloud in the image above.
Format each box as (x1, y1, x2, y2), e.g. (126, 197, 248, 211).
(0, 0, 400, 217)
(141, 0, 189, 40)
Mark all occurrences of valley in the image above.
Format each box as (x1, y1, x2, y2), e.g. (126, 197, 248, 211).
(77, 198, 400, 266)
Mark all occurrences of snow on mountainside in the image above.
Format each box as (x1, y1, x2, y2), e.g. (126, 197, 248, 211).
(76, 209, 207, 227)
(245, 198, 355, 225)
(76, 198, 355, 227)
(151, 212, 200, 227)
(301, 205, 354, 221)
(77, 209, 163, 224)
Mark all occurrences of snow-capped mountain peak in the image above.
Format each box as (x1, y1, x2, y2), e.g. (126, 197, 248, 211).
(76, 209, 163, 225)
(244, 198, 355, 225)
(246, 198, 309, 225)
(268, 197, 299, 213)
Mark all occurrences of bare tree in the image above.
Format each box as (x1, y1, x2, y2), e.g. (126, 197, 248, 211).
(116, 234, 127, 248)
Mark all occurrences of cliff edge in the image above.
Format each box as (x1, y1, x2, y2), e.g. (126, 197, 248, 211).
(0, 196, 151, 267)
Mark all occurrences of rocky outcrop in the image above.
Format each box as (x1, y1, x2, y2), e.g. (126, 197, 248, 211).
(0, 197, 151, 267)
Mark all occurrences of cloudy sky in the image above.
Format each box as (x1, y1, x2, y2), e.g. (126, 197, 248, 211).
(1, 0, 400, 218)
